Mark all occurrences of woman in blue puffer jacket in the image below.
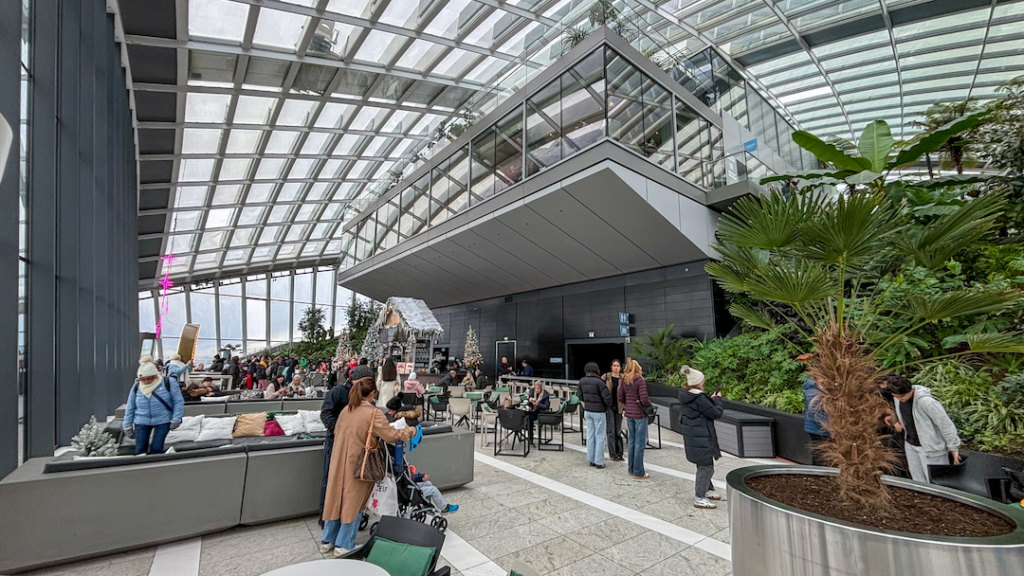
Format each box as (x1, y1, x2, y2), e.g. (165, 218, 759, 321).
(123, 356, 184, 455)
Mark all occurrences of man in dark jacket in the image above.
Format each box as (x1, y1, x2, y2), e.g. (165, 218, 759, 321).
(437, 369, 457, 391)
(223, 356, 241, 388)
(677, 366, 724, 508)
(210, 355, 224, 373)
(521, 360, 533, 377)
(317, 364, 370, 526)
(578, 362, 614, 468)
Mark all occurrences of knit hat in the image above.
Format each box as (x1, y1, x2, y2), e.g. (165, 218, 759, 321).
(350, 365, 374, 381)
(138, 356, 160, 379)
(170, 353, 182, 361)
(680, 365, 704, 389)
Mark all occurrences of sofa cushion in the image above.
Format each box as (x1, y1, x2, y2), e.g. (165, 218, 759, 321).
(264, 420, 285, 436)
(198, 416, 237, 442)
(274, 414, 304, 436)
(298, 410, 326, 434)
(166, 415, 204, 443)
(233, 413, 266, 438)
(365, 537, 435, 576)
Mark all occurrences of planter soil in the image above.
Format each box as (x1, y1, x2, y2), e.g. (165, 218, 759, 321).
(747, 474, 1014, 538)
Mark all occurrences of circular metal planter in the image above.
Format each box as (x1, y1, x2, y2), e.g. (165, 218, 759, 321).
(727, 465, 1024, 576)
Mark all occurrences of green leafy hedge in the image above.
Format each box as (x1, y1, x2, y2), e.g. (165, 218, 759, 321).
(687, 329, 806, 414)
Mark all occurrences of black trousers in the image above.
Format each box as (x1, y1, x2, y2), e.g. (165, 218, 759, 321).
(318, 434, 334, 527)
(606, 409, 624, 459)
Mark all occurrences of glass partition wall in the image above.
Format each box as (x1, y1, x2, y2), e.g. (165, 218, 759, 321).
(140, 267, 355, 363)
(342, 45, 732, 268)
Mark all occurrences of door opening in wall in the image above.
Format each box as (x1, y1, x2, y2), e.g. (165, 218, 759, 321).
(565, 340, 627, 380)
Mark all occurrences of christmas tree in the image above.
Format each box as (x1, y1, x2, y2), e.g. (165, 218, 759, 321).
(464, 325, 483, 369)
(71, 416, 119, 457)
(360, 328, 381, 362)
(335, 329, 353, 361)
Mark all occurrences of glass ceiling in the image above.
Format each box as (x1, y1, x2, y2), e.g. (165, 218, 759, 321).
(133, 0, 1024, 288)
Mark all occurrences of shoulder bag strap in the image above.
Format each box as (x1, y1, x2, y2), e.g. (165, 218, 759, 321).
(359, 413, 376, 479)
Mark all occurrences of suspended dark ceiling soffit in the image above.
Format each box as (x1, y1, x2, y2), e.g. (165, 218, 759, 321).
(735, 0, 997, 67)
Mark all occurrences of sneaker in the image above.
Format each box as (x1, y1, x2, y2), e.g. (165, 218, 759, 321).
(318, 542, 334, 554)
(611, 457, 625, 462)
(443, 504, 459, 514)
(332, 547, 351, 558)
(633, 474, 650, 480)
(589, 462, 596, 467)
(595, 464, 606, 469)
(694, 498, 717, 509)
(706, 490, 723, 501)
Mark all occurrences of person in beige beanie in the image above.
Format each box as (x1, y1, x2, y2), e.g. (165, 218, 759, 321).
(121, 356, 184, 455)
(677, 365, 725, 509)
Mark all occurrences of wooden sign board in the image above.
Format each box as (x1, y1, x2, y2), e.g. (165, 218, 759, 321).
(177, 324, 201, 363)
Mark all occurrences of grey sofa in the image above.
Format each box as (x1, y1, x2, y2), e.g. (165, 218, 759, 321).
(0, 427, 474, 573)
(0, 451, 248, 574)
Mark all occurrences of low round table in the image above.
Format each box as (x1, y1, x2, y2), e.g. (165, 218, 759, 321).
(259, 559, 388, 576)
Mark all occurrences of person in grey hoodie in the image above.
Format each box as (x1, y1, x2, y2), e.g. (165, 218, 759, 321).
(886, 374, 961, 483)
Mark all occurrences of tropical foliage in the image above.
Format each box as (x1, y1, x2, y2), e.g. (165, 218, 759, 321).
(630, 325, 693, 374)
(711, 109, 1024, 507)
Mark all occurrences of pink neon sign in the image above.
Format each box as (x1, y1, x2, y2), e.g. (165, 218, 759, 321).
(155, 253, 175, 338)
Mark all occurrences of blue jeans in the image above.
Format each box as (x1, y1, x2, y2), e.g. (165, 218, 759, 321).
(585, 411, 607, 466)
(627, 417, 647, 477)
(134, 422, 170, 455)
(321, 513, 362, 550)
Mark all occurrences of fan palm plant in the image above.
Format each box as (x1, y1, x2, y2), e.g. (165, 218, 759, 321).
(708, 188, 1024, 507)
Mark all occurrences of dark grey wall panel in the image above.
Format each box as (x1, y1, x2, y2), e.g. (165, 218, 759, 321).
(0, 0, 22, 479)
(22, 0, 139, 455)
(432, 260, 720, 379)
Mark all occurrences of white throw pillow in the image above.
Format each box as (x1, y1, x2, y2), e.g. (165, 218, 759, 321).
(298, 410, 326, 434)
(275, 413, 305, 436)
(199, 396, 228, 402)
(197, 416, 237, 442)
(165, 415, 205, 444)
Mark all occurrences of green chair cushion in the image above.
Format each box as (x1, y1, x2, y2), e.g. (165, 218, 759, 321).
(365, 537, 435, 576)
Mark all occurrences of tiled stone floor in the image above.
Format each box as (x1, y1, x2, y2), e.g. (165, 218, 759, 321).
(14, 424, 756, 576)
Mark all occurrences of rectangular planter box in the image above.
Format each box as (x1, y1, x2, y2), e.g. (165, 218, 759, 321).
(714, 409, 775, 458)
(722, 400, 811, 464)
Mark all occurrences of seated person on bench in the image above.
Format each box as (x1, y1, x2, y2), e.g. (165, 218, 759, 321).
(526, 380, 550, 445)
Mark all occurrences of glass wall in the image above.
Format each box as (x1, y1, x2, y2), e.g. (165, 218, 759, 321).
(141, 267, 354, 363)
(343, 44, 752, 267)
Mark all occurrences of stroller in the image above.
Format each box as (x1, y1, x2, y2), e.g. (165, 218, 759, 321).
(360, 440, 449, 533)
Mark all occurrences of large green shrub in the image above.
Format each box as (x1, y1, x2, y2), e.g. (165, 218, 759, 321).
(912, 360, 1024, 458)
(690, 329, 805, 413)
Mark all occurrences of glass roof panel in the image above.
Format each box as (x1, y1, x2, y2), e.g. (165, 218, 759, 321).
(226, 130, 262, 154)
(394, 40, 440, 71)
(379, 0, 418, 27)
(189, 0, 249, 43)
(182, 128, 222, 154)
(234, 96, 277, 124)
(219, 159, 251, 181)
(175, 187, 208, 208)
(185, 93, 231, 123)
(265, 131, 299, 154)
(252, 8, 310, 51)
(145, 0, 1024, 286)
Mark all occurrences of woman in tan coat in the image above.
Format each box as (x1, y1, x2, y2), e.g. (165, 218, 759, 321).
(320, 375, 417, 555)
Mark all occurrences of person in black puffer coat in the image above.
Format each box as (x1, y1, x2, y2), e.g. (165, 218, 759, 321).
(578, 362, 614, 468)
(677, 365, 724, 509)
